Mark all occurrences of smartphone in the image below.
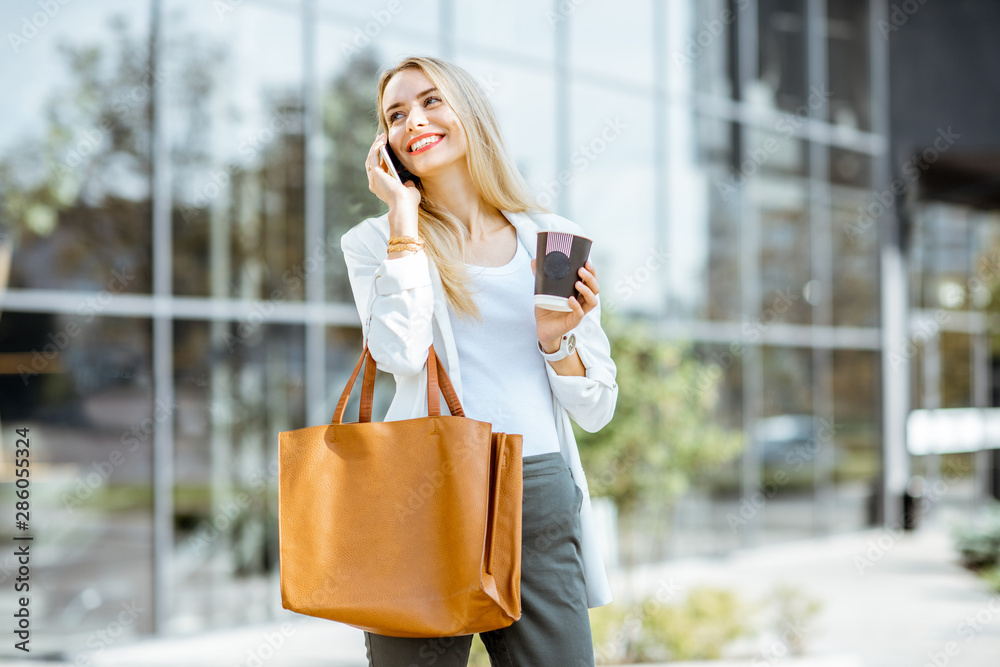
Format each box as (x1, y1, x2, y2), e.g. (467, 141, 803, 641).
(378, 142, 419, 187)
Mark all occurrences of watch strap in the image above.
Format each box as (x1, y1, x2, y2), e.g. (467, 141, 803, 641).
(538, 332, 576, 362)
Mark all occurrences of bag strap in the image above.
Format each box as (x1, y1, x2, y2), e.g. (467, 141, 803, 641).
(331, 344, 464, 424)
(433, 347, 464, 417)
(332, 346, 376, 424)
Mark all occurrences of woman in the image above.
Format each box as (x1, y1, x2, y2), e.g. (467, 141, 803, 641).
(341, 55, 618, 667)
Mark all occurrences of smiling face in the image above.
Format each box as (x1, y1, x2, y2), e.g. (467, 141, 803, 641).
(381, 67, 468, 179)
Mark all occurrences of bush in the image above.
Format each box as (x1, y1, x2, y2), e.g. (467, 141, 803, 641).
(766, 583, 822, 656)
(591, 586, 754, 663)
(982, 565, 1000, 594)
(952, 502, 1000, 571)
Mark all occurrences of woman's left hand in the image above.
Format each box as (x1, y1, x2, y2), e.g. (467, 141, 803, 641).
(530, 259, 600, 353)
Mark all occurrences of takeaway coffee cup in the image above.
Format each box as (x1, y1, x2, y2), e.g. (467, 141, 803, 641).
(533, 231, 593, 312)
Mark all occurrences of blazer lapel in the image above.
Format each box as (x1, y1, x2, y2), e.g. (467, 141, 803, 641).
(504, 209, 539, 261)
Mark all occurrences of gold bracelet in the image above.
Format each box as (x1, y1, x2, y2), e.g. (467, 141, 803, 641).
(388, 235, 423, 247)
(387, 242, 421, 254)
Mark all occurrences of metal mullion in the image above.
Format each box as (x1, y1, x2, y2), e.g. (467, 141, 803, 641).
(807, 0, 834, 536)
(150, 0, 174, 634)
(554, 0, 571, 217)
(303, 0, 326, 428)
(653, 0, 668, 320)
(738, 0, 762, 548)
(439, 0, 454, 58)
(870, 0, 905, 531)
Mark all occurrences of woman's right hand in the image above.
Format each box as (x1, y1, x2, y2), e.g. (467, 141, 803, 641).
(366, 132, 421, 234)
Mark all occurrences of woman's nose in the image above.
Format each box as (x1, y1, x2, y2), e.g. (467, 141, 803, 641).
(406, 106, 428, 131)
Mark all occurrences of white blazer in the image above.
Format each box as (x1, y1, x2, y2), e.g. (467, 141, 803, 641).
(340, 208, 617, 608)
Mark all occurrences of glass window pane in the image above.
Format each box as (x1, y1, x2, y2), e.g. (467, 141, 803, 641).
(167, 1, 304, 300)
(939, 332, 971, 409)
(668, 115, 741, 321)
(971, 210, 1000, 312)
(171, 320, 305, 630)
(832, 349, 880, 530)
(319, 44, 385, 305)
(829, 147, 871, 188)
(454, 0, 552, 61)
(320, 0, 438, 39)
(570, 0, 654, 87)
(753, 0, 807, 113)
(759, 345, 815, 540)
(913, 202, 973, 312)
(669, 0, 738, 100)
(827, 0, 871, 131)
(0, 2, 152, 293)
(670, 342, 745, 557)
(832, 190, 879, 327)
(743, 127, 808, 179)
(0, 313, 154, 649)
(569, 83, 658, 315)
(752, 178, 811, 325)
(317, 24, 447, 304)
(456, 56, 557, 216)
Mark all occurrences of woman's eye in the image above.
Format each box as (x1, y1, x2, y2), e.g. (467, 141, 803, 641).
(387, 97, 438, 124)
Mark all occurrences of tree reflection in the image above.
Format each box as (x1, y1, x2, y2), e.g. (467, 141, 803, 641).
(0, 14, 153, 292)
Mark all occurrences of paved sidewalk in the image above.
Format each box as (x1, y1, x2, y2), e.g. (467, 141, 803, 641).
(8, 521, 999, 666)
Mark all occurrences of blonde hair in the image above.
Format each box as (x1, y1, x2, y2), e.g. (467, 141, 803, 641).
(375, 56, 546, 319)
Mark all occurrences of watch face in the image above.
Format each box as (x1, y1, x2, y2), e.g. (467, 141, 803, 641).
(566, 333, 576, 353)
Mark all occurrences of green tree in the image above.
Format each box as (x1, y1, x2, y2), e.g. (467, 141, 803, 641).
(575, 313, 744, 514)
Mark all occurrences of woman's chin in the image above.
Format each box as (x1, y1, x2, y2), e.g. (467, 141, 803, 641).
(409, 156, 464, 181)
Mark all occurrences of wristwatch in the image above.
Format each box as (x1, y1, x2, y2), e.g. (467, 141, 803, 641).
(538, 332, 576, 362)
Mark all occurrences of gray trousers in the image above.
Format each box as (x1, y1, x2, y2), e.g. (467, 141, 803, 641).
(363, 451, 596, 667)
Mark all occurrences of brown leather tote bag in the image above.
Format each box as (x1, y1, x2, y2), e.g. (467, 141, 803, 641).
(278, 344, 523, 637)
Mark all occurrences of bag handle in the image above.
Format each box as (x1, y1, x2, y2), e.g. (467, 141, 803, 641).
(331, 344, 464, 424)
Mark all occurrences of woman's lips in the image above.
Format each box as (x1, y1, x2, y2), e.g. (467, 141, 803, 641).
(408, 135, 444, 155)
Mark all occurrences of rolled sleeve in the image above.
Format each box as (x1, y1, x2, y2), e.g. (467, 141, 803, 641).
(543, 341, 618, 433)
(374, 249, 432, 295)
(342, 223, 435, 378)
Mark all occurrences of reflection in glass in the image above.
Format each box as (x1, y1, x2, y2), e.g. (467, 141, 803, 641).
(912, 202, 973, 311)
(0, 7, 152, 293)
(832, 192, 879, 327)
(759, 346, 815, 540)
(166, 1, 305, 300)
(753, 0, 806, 113)
(829, 147, 871, 188)
(570, 0, 654, 86)
(171, 320, 305, 631)
(754, 178, 811, 324)
(688, 0, 737, 99)
(938, 332, 971, 409)
(669, 116, 740, 321)
(0, 313, 154, 648)
(661, 341, 744, 558)
(742, 128, 808, 178)
(320, 47, 384, 305)
(320, 0, 438, 39)
(827, 0, 871, 130)
(454, 0, 550, 61)
(569, 83, 658, 315)
(456, 55, 558, 204)
(831, 349, 880, 529)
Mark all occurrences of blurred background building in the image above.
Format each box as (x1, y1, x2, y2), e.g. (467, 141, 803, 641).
(0, 0, 998, 656)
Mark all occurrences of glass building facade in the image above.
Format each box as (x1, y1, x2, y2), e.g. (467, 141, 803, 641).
(0, 0, 993, 650)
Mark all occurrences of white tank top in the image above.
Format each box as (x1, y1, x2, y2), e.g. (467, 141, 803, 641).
(447, 236, 561, 457)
